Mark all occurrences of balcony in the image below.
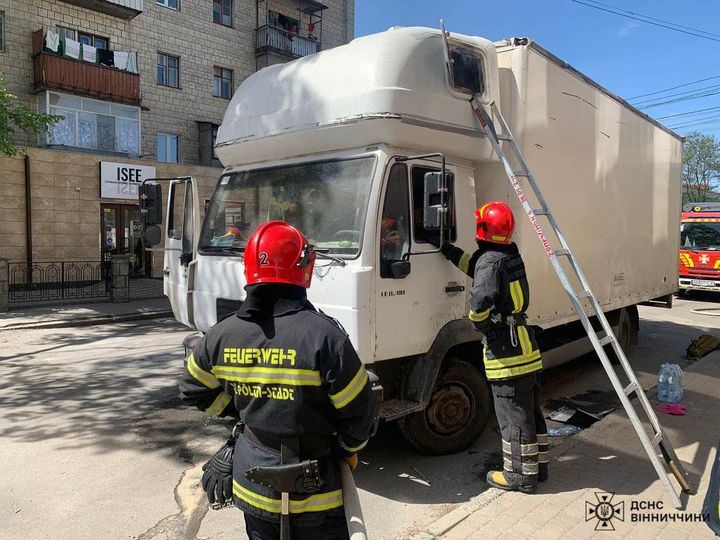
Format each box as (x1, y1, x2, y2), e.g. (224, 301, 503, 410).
(31, 30, 141, 107)
(57, 0, 143, 19)
(256, 25, 320, 60)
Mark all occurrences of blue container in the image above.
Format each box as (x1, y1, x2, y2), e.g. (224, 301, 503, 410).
(657, 363, 670, 402)
(666, 364, 684, 404)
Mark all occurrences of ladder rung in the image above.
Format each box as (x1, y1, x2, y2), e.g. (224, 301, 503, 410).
(532, 208, 548, 216)
(575, 290, 592, 299)
(555, 249, 570, 256)
(599, 335, 614, 347)
(496, 134, 512, 141)
(513, 171, 530, 178)
(623, 381, 638, 395)
(651, 432, 663, 447)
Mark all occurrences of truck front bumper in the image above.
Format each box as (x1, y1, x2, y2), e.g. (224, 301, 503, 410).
(679, 277, 720, 291)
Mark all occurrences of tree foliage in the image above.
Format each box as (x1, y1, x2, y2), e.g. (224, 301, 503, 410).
(0, 72, 60, 157)
(682, 131, 720, 203)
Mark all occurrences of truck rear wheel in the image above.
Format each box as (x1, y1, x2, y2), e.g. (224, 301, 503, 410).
(607, 305, 638, 364)
(399, 358, 491, 455)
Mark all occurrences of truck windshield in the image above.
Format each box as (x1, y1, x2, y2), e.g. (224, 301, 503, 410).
(199, 157, 375, 257)
(681, 221, 720, 251)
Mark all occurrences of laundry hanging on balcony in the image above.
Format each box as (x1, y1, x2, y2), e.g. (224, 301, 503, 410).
(82, 44, 98, 63)
(64, 38, 81, 60)
(45, 30, 60, 53)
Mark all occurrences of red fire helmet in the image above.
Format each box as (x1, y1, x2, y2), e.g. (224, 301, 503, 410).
(475, 201, 515, 244)
(244, 221, 316, 288)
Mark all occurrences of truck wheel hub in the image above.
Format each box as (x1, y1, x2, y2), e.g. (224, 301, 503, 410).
(426, 384, 472, 435)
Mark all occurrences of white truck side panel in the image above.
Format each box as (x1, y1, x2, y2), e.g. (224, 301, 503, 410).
(488, 42, 682, 327)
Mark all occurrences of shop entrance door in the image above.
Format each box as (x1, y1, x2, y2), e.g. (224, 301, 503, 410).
(101, 204, 150, 276)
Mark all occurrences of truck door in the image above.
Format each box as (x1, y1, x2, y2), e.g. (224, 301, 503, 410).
(375, 159, 472, 360)
(164, 178, 200, 328)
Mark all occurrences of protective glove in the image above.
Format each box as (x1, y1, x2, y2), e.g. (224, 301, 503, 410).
(202, 436, 236, 509)
(440, 242, 454, 260)
(344, 453, 359, 471)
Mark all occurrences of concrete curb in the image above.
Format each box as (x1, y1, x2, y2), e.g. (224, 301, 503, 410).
(0, 310, 175, 331)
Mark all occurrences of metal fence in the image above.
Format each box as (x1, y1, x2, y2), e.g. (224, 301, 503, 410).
(8, 261, 111, 304)
(256, 25, 320, 58)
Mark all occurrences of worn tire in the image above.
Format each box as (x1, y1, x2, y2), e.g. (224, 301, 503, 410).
(399, 358, 491, 456)
(607, 306, 638, 364)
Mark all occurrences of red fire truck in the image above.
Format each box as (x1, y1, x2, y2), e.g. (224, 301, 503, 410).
(679, 202, 720, 294)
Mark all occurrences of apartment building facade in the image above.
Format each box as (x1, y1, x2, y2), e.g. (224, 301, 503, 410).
(0, 0, 354, 295)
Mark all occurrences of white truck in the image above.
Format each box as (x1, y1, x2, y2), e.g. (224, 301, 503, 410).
(142, 26, 682, 455)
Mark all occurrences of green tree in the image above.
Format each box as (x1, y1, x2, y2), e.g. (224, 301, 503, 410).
(682, 131, 720, 203)
(0, 72, 60, 156)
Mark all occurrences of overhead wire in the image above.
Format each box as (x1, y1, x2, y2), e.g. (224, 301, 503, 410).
(629, 76, 720, 101)
(569, 0, 720, 43)
(657, 106, 720, 120)
(581, 0, 720, 39)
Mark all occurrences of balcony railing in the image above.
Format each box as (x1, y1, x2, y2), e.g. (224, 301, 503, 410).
(256, 25, 320, 59)
(31, 30, 141, 106)
(57, 0, 143, 19)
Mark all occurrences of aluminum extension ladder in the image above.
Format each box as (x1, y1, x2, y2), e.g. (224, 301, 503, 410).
(468, 97, 695, 508)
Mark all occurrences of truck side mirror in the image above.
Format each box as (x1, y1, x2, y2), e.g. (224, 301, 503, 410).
(140, 183, 163, 226)
(142, 224, 162, 247)
(391, 260, 411, 279)
(423, 171, 454, 230)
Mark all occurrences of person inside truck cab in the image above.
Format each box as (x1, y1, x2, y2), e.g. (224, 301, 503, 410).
(441, 201, 548, 494)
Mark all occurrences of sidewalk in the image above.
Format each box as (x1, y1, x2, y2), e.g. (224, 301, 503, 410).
(413, 356, 720, 540)
(0, 297, 173, 330)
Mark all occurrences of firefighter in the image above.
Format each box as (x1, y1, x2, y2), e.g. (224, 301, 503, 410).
(179, 220, 376, 539)
(441, 201, 548, 493)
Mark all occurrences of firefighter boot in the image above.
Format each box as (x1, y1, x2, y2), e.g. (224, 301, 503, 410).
(486, 471, 537, 494)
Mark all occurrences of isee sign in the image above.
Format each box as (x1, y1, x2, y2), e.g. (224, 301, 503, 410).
(100, 161, 156, 200)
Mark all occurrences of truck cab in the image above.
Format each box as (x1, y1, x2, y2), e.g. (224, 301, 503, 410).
(679, 203, 720, 294)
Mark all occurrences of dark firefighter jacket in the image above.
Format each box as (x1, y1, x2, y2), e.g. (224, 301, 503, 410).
(179, 284, 375, 525)
(445, 241, 542, 380)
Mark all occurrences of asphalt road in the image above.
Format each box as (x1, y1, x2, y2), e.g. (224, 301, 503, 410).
(1, 292, 718, 539)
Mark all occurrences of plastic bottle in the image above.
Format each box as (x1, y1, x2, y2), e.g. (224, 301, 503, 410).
(666, 364, 684, 404)
(657, 363, 669, 402)
(547, 425, 581, 437)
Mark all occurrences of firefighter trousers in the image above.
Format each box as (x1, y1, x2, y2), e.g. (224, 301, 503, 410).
(244, 512, 350, 540)
(491, 372, 549, 488)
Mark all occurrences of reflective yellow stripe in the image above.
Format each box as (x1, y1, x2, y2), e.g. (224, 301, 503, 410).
(502, 440, 538, 454)
(338, 436, 368, 453)
(537, 433, 549, 445)
(330, 366, 369, 409)
(469, 308, 490, 322)
(518, 326, 533, 356)
(491, 235, 507, 242)
(503, 459, 539, 475)
(479, 203, 490, 218)
(484, 348, 541, 369)
(187, 353, 220, 389)
(233, 480, 343, 514)
(213, 366, 322, 386)
(485, 357, 542, 380)
(206, 392, 233, 416)
(509, 280, 524, 313)
(458, 251, 472, 275)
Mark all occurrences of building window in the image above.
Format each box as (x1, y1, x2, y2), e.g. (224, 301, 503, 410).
(0, 12, 5, 52)
(45, 91, 140, 155)
(157, 133, 179, 163)
(57, 28, 109, 49)
(157, 0, 179, 10)
(213, 67, 233, 99)
(157, 53, 180, 88)
(213, 0, 232, 27)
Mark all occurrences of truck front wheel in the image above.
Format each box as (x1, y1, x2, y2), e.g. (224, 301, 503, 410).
(399, 358, 491, 455)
